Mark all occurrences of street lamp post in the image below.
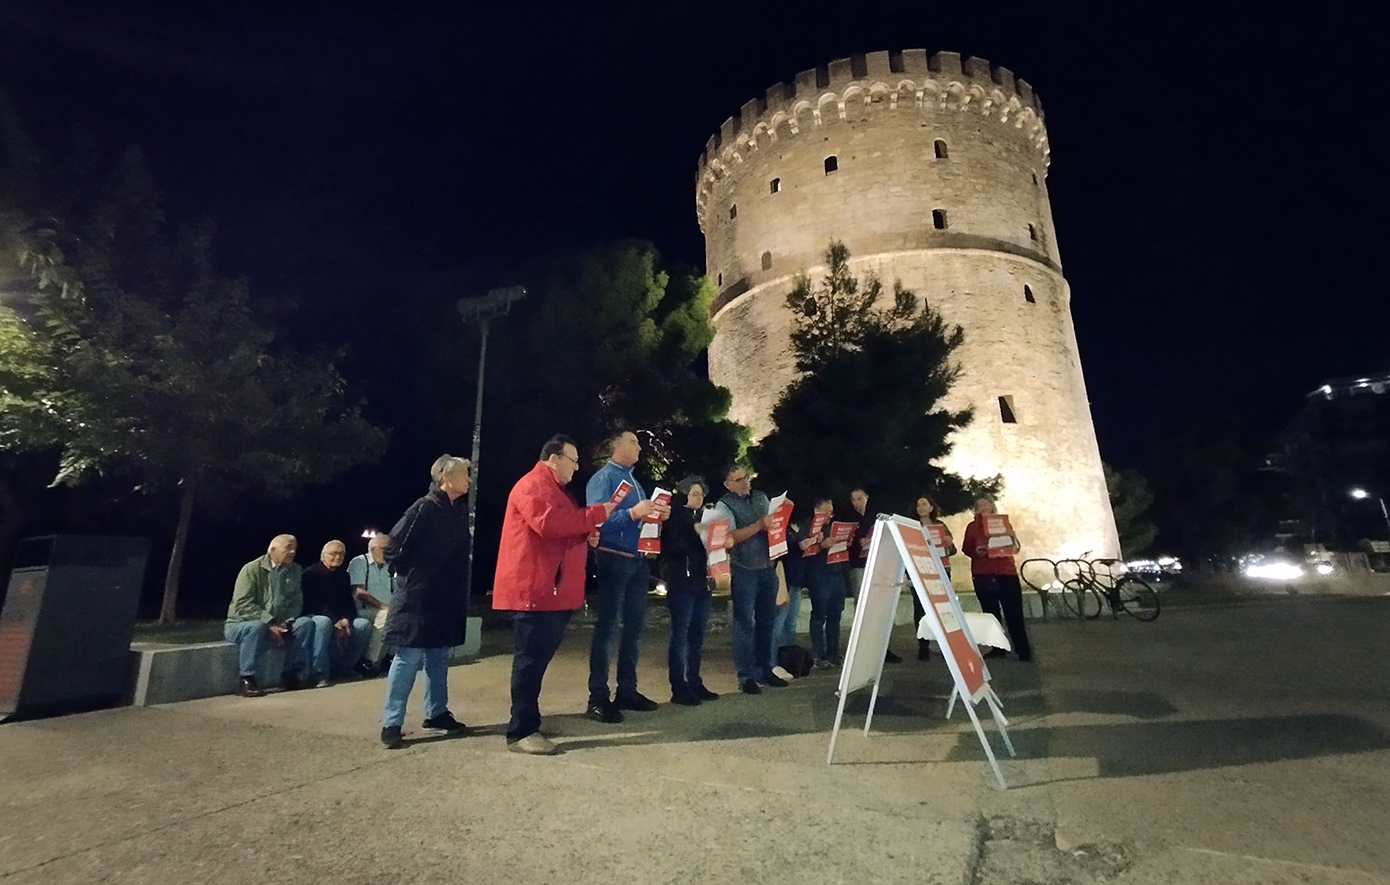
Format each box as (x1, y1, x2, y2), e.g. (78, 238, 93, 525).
(457, 286, 528, 579)
(1349, 488, 1390, 539)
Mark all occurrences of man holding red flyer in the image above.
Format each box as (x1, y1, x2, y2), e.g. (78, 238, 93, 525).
(585, 429, 669, 722)
(962, 497, 1033, 662)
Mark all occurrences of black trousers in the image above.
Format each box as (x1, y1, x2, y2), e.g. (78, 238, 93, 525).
(973, 573, 1033, 660)
(508, 609, 573, 742)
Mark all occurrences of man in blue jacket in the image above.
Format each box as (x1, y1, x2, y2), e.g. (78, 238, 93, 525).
(585, 430, 666, 723)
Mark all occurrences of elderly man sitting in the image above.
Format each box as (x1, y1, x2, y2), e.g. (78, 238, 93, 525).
(348, 532, 395, 674)
(302, 540, 374, 687)
(224, 534, 318, 697)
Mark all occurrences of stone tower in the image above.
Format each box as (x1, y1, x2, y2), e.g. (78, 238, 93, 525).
(696, 49, 1120, 565)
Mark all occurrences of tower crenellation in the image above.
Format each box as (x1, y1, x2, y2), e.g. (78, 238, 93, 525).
(697, 50, 1048, 230)
(696, 49, 1120, 569)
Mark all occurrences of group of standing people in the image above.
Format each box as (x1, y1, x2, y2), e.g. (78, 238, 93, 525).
(224, 430, 1034, 756)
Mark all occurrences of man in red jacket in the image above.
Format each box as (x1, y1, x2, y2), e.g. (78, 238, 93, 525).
(493, 434, 615, 755)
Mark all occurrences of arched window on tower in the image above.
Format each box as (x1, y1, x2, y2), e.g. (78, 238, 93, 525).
(934, 139, 948, 159)
(761, 251, 772, 270)
(998, 396, 1017, 424)
(932, 209, 947, 230)
(730, 204, 737, 220)
(1028, 223, 1037, 241)
(1032, 171, 1039, 186)
(770, 178, 781, 194)
(1024, 285, 1035, 304)
(718, 273, 723, 287)
(824, 156, 838, 175)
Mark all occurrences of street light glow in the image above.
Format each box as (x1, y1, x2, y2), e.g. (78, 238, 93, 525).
(1350, 488, 1370, 499)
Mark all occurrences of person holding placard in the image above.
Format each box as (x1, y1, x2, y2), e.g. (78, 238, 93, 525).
(660, 476, 718, 706)
(585, 429, 668, 722)
(962, 498, 1033, 662)
(913, 496, 958, 661)
(804, 498, 850, 670)
(850, 487, 902, 664)
(711, 465, 787, 694)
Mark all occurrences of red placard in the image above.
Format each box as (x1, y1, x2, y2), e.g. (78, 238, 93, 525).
(766, 497, 794, 559)
(984, 514, 1015, 558)
(826, 521, 857, 564)
(637, 488, 672, 555)
(589, 480, 636, 542)
(900, 525, 986, 699)
(705, 519, 731, 582)
(804, 511, 829, 557)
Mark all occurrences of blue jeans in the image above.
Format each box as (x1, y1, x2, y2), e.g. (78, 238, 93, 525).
(509, 610, 572, 743)
(730, 564, 779, 684)
(589, 552, 650, 703)
(807, 570, 847, 663)
(381, 646, 450, 728)
(769, 585, 803, 669)
(308, 615, 373, 677)
(666, 579, 711, 694)
(224, 617, 314, 678)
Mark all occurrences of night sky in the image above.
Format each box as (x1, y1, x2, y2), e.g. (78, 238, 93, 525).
(2, 3, 1384, 499)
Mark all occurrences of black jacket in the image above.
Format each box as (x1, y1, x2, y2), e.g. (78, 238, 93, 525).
(659, 504, 708, 585)
(384, 486, 471, 648)
(301, 562, 358, 623)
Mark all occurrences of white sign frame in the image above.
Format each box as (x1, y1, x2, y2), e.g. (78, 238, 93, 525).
(826, 514, 1016, 789)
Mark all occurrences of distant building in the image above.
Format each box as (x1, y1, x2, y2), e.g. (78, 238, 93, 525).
(1274, 371, 1390, 546)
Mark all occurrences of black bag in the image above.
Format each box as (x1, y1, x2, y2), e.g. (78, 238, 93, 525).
(777, 644, 814, 678)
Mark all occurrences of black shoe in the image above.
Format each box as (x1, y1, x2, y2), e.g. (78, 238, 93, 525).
(695, 685, 719, 701)
(763, 673, 789, 688)
(381, 726, 403, 749)
(278, 672, 302, 692)
(884, 650, 903, 664)
(585, 701, 624, 723)
(917, 640, 932, 662)
(983, 648, 1007, 659)
(422, 711, 467, 733)
(670, 692, 701, 707)
(740, 680, 761, 695)
(236, 676, 265, 698)
(355, 659, 378, 678)
(615, 692, 659, 712)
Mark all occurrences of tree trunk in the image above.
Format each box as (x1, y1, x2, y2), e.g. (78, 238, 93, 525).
(158, 479, 197, 625)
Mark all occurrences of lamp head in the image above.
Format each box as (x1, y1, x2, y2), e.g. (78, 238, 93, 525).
(1350, 488, 1370, 500)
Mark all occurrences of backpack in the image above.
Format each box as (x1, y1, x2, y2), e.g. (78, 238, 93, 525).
(777, 644, 815, 678)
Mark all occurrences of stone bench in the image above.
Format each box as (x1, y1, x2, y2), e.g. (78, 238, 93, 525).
(127, 616, 483, 706)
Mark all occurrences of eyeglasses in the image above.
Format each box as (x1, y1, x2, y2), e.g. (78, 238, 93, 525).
(561, 453, 580, 466)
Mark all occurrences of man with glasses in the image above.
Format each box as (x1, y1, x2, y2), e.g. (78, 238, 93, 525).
(585, 429, 666, 723)
(710, 466, 787, 694)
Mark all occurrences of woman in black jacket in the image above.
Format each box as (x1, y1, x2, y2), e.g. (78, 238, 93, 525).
(661, 475, 717, 706)
(379, 455, 472, 749)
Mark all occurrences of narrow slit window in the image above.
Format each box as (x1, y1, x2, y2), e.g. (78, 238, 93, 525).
(934, 139, 948, 159)
(999, 396, 1017, 424)
(1028, 223, 1037, 241)
(730, 204, 737, 220)
(1024, 285, 1035, 304)
(761, 251, 772, 270)
(932, 209, 947, 230)
(824, 155, 838, 175)
(770, 178, 781, 193)
(717, 273, 723, 286)
(1031, 171, 1039, 186)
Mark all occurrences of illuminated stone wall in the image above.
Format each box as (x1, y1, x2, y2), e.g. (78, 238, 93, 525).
(696, 49, 1120, 573)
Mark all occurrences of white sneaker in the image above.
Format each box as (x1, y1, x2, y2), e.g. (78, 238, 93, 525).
(771, 665, 795, 682)
(508, 733, 559, 756)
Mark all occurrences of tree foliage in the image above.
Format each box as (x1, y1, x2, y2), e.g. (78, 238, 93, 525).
(1104, 462, 1158, 558)
(752, 241, 998, 516)
(0, 124, 387, 619)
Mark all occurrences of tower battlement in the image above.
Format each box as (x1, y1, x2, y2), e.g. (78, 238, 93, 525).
(696, 50, 1049, 221)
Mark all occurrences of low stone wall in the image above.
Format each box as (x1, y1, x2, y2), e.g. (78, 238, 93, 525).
(127, 617, 483, 706)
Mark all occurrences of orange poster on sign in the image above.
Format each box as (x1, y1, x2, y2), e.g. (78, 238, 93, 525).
(984, 514, 1015, 559)
(900, 525, 986, 700)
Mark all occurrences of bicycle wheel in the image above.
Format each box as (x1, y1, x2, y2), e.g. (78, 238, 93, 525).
(1060, 578, 1102, 620)
(1116, 576, 1160, 621)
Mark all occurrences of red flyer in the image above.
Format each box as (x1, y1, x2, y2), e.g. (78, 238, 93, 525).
(590, 480, 635, 541)
(637, 488, 671, 555)
(926, 523, 950, 549)
(826, 521, 857, 564)
(765, 492, 793, 559)
(984, 514, 1015, 559)
(704, 518, 731, 585)
(804, 510, 829, 557)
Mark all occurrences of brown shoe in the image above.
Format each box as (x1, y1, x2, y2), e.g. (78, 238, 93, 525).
(237, 676, 265, 698)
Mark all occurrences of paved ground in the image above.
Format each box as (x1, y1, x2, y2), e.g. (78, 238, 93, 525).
(2, 594, 1388, 884)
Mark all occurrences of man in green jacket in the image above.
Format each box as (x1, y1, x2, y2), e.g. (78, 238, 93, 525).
(224, 534, 317, 697)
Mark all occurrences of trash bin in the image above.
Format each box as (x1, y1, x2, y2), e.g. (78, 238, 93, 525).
(0, 535, 148, 721)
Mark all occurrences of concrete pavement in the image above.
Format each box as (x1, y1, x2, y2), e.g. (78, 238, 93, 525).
(2, 594, 1389, 884)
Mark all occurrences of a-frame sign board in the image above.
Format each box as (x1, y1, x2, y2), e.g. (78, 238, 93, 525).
(826, 514, 1016, 789)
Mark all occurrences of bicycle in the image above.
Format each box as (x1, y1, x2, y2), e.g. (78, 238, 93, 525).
(1020, 557, 1097, 620)
(1074, 556, 1161, 622)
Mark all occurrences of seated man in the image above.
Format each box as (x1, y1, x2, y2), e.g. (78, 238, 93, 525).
(348, 533, 394, 673)
(224, 534, 317, 697)
(302, 539, 374, 686)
